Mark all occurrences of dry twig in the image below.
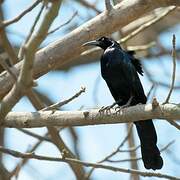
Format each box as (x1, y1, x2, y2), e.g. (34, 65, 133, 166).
(86, 124, 133, 178)
(0, 146, 179, 180)
(17, 129, 51, 142)
(41, 86, 85, 111)
(107, 140, 174, 163)
(48, 11, 78, 35)
(0, 0, 42, 28)
(120, 6, 177, 43)
(18, 3, 45, 60)
(105, 0, 112, 11)
(164, 34, 176, 104)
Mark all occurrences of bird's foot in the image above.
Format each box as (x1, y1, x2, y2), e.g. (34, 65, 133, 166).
(99, 102, 117, 114)
(115, 104, 128, 113)
(115, 96, 134, 113)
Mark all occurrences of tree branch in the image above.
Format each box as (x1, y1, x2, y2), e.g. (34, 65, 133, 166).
(0, 0, 42, 28)
(105, 0, 112, 11)
(0, 0, 62, 121)
(0, 146, 179, 180)
(1, 103, 180, 128)
(164, 34, 176, 103)
(41, 86, 85, 111)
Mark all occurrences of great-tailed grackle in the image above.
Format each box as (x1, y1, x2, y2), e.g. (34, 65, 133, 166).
(83, 37, 163, 170)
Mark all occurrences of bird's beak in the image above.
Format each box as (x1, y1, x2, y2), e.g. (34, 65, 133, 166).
(82, 40, 99, 47)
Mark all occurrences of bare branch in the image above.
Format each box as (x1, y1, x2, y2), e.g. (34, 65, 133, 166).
(126, 42, 156, 51)
(86, 124, 133, 178)
(1, 103, 180, 128)
(166, 120, 180, 130)
(48, 11, 78, 35)
(10, 132, 48, 178)
(18, 3, 45, 60)
(120, 6, 177, 43)
(125, 124, 139, 180)
(0, 0, 42, 28)
(105, 0, 112, 11)
(26, 89, 86, 179)
(107, 140, 174, 163)
(142, 65, 180, 90)
(0, 56, 17, 81)
(0, 7, 18, 65)
(17, 128, 51, 142)
(0, 146, 179, 180)
(19, 1, 62, 87)
(77, 0, 101, 14)
(41, 87, 85, 111)
(164, 34, 176, 103)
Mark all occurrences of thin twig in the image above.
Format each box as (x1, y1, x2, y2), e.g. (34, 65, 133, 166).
(164, 34, 176, 103)
(119, 145, 140, 153)
(10, 133, 48, 178)
(107, 140, 174, 163)
(48, 11, 78, 35)
(0, 146, 179, 180)
(0, 7, 18, 65)
(127, 42, 156, 51)
(17, 129, 51, 142)
(105, 0, 112, 11)
(146, 83, 155, 100)
(0, 0, 42, 28)
(142, 65, 180, 90)
(107, 157, 141, 163)
(26, 89, 86, 177)
(120, 6, 177, 43)
(77, 0, 101, 14)
(0, 56, 17, 81)
(86, 124, 133, 178)
(41, 87, 86, 111)
(117, 123, 133, 148)
(18, 3, 45, 60)
(125, 123, 139, 180)
(166, 120, 180, 130)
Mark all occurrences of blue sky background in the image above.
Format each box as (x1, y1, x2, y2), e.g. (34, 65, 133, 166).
(2, 1, 180, 180)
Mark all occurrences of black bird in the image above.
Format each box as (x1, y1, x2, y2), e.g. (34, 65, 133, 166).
(83, 37, 163, 170)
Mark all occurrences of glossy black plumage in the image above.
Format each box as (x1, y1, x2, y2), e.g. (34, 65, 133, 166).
(83, 37, 163, 170)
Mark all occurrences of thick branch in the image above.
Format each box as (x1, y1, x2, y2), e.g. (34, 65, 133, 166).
(1, 103, 180, 128)
(0, 0, 179, 98)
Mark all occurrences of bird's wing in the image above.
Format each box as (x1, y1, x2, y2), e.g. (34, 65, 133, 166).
(122, 50, 147, 103)
(106, 82, 121, 102)
(127, 51, 143, 76)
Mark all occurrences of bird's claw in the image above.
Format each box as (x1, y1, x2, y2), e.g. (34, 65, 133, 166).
(115, 96, 134, 113)
(115, 104, 130, 113)
(99, 104, 114, 114)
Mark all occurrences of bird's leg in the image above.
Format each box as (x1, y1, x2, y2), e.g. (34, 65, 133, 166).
(115, 96, 134, 113)
(99, 99, 122, 114)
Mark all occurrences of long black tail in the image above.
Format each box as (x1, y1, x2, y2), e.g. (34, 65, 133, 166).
(134, 120, 163, 170)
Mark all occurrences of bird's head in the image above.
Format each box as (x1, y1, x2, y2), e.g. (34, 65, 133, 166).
(83, 36, 114, 50)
